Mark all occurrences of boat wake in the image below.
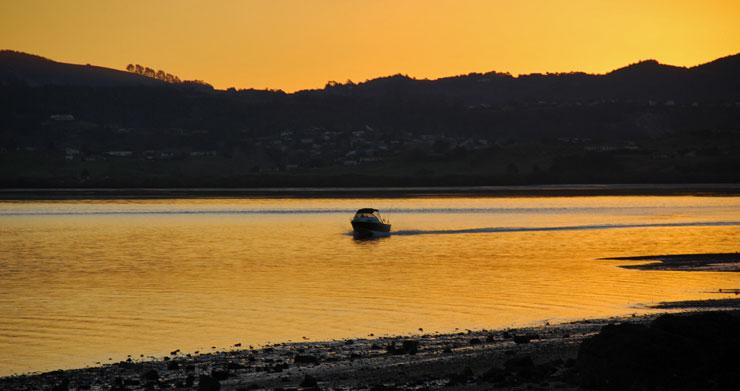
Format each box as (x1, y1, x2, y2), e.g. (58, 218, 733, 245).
(389, 221, 740, 236)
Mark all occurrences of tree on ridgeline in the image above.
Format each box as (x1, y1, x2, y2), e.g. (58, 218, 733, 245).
(125, 63, 184, 84)
(165, 73, 180, 83)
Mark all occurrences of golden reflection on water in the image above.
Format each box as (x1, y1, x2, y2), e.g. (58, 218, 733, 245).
(0, 196, 738, 375)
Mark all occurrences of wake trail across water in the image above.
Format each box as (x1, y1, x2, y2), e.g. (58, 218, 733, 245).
(388, 221, 740, 236)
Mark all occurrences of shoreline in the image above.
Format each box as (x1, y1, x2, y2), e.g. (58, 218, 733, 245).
(2, 305, 738, 390)
(603, 252, 740, 272)
(1, 183, 739, 200)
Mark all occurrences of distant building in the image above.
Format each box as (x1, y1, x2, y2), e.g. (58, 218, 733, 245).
(189, 151, 217, 157)
(106, 151, 133, 157)
(50, 114, 75, 121)
(64, 148, 80, 160)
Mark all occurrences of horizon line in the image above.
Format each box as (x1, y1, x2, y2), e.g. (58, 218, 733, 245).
(2, 48, 739, 93)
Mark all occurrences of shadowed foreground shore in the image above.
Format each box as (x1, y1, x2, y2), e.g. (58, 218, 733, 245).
(2, 308, 738, 391)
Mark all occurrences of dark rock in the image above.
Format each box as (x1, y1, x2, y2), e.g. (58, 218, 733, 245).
(369, 384, 397, 391)
(198, 374, 221, 391)
(513, 334, 539, 344)
(211, 369, 230, 381)
(109, 377, 127, 391)
(392, 340, 419, 355)
(141, 369, 159, 383)
(403, 340, 419, 352)
(299, 374, 318, 388)
(166, 360, 179, 370)
(505, 355, 535, 372)
(447, 366, 474, 386)
(294, 354, 320, 365)
(442, 346, 453, 354)
(577, 311, 740, 390)
(271, 363, 289, 372)
(481, 366, 507, 383)
(547, 358, 564, 366)
(51, 378, 69, 391)
(537, 359, 562, 378)
(503, 355, 551, 382)
(486, 334, 495, 342)
(469, 337, 482, 345)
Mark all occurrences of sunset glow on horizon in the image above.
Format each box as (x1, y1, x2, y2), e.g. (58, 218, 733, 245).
(1, 0, 739, 91)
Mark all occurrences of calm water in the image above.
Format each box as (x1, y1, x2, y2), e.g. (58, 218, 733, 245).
(0, 196, 738, 375)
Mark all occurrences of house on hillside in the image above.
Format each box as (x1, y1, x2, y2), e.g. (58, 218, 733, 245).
(106, 151, 133, 157)
(50, 114, 75, 121)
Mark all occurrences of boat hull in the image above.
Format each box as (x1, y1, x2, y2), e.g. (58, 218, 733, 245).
(351, 221, 391, 238)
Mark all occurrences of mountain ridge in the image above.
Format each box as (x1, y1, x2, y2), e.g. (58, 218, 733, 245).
(0, 50, 738, 187)
(2, 49, 739, 94)
(0, 50, 164, 87)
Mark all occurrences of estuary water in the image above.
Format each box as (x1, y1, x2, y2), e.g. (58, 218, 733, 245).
(0, 195, 738, 375)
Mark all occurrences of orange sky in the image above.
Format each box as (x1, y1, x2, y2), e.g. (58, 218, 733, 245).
(1, 0, 739, 91)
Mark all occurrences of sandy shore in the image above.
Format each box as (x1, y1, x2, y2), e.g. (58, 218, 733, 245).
(2, 303, 738, 391)
(604, 252, 740, 272)
(0, 315, 626, 391)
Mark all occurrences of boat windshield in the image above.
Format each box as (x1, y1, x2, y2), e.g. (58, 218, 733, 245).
(354, 212, 380, 220)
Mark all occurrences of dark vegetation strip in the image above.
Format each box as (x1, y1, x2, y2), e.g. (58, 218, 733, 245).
(1, 184, 739, 200)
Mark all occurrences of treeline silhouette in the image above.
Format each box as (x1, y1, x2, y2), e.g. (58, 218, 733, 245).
(125, 64, 181, 83)
(123, 63, 211, 87)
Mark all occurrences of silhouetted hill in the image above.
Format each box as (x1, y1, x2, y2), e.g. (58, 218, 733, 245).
(0, 50, 163, 87)
(320, 54, 740, 104)
(0, 51, 738, 187)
